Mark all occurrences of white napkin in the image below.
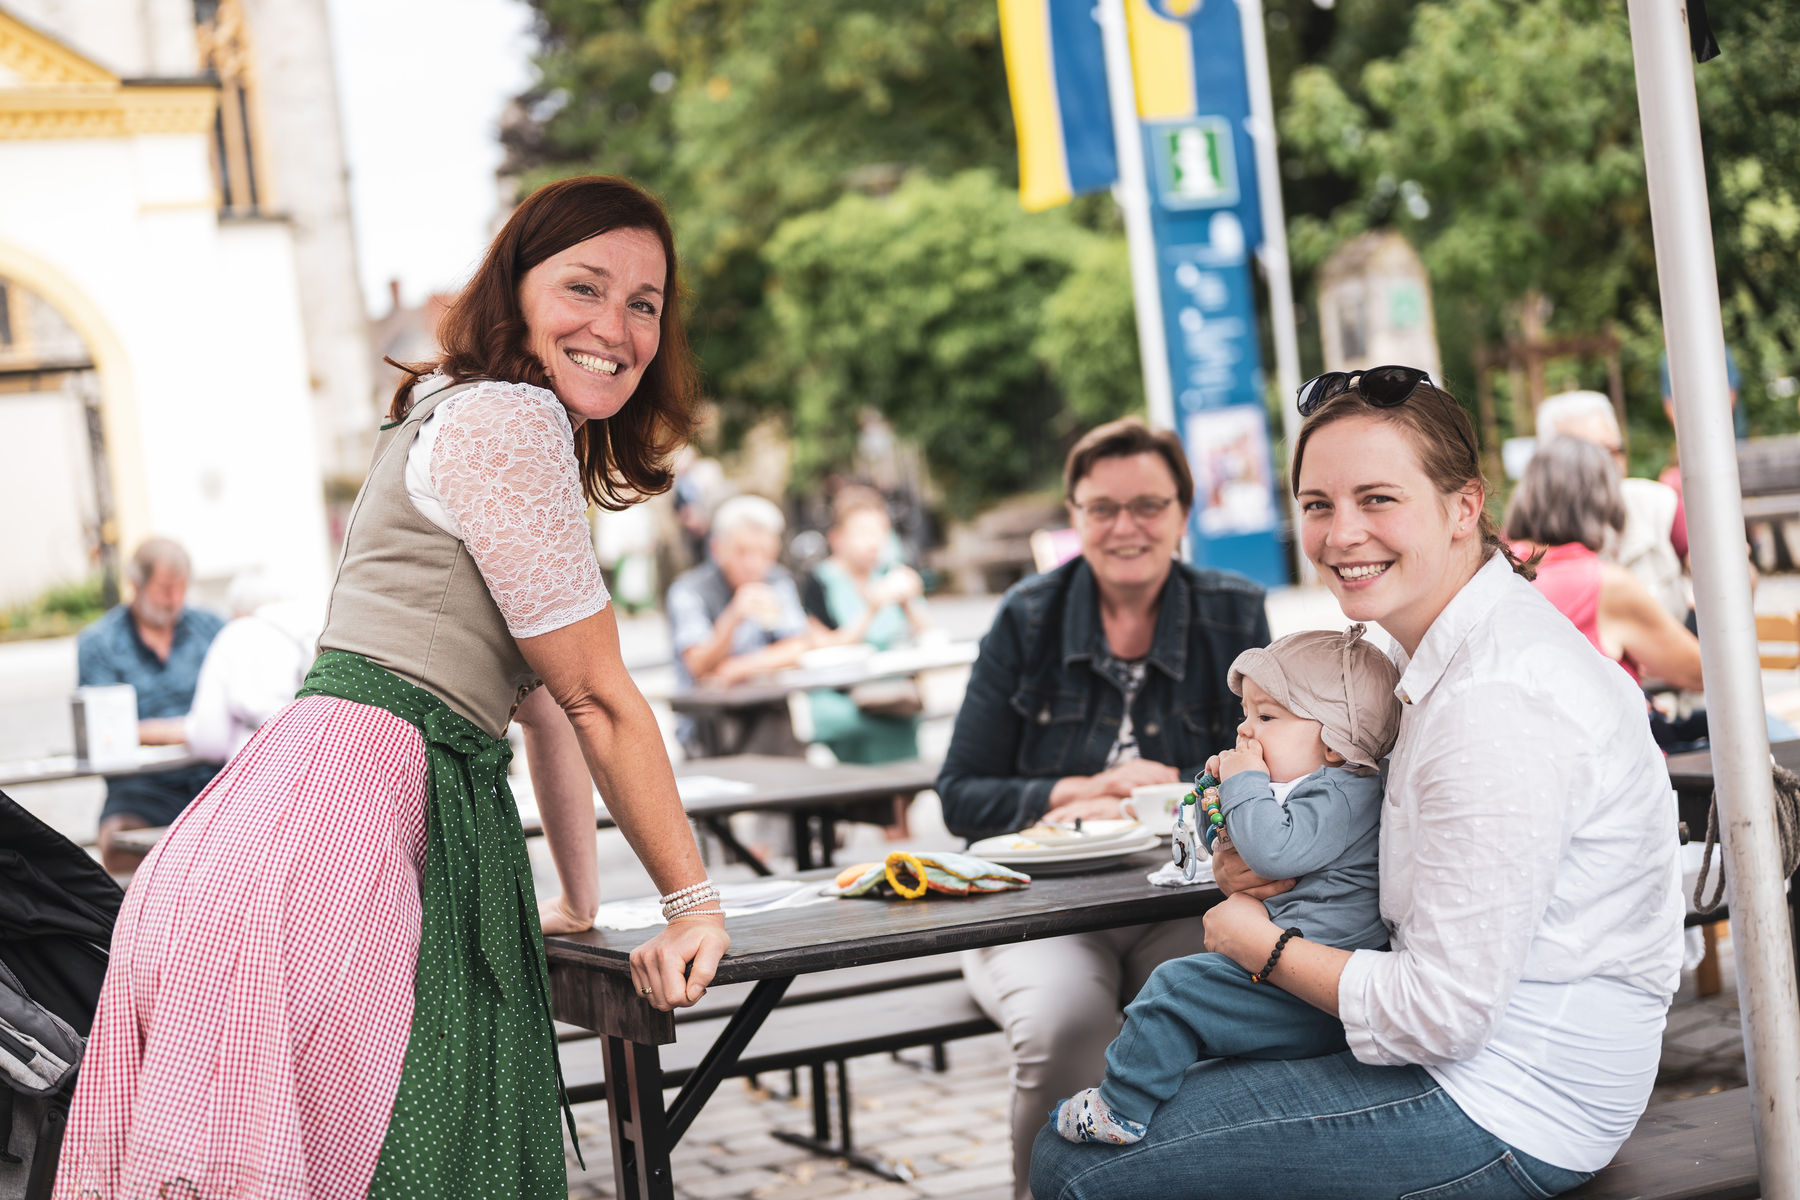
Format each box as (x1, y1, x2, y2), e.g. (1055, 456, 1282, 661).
(588, 878, 835, 931)
(1146, 858, 1213, 888)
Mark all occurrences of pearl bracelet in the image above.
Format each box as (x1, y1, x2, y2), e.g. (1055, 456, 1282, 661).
(659, 879, 714, 905)
(667, 907, 725, 920)
(661, 884, 721, 922)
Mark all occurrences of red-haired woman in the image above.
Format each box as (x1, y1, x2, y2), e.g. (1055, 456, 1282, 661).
(57, 177, 730, 1199)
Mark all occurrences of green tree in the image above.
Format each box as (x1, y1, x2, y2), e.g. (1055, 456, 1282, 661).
(505, 1, 1149, 506)
(1276, 0, 1800, 444)
(762, 170, 1107, 509)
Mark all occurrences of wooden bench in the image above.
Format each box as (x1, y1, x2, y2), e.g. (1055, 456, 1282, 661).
(1564, 1087, 1755, 1200)
(1737, 436, 1800, 570)
(552, 954, 996, 1181)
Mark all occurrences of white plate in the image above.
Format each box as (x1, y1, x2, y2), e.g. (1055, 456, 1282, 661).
(972, 832, 1162, 872)
(968, 821, 1152, 860)
(985, 837, 1164, 876)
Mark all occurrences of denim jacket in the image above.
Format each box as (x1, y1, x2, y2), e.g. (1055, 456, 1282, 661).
(937, 557, 1270, 839)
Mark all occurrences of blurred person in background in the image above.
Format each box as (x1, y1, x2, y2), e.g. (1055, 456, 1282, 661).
(182, 571, 321, 762)
(937, 418, 1269, 1200)
(666, 493, 814, 756)
(1535, 390, 1687, 622)
(1662, 345, 1746, 448)
(1504, 438, 1702, 690)
(802, 486, 929, 766)
(77, 536, 223, 874)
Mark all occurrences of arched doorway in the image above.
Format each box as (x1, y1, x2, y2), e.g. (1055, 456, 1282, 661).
(0, 274, 117, 613)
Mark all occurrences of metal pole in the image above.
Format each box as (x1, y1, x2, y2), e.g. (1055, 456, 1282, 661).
(1627, 5, 1800, 1197)
(1095, 0, 1177, 433)
(1235, 0, 1310, 584)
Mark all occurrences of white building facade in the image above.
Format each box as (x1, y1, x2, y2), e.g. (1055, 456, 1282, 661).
(0, 1, 349, 607)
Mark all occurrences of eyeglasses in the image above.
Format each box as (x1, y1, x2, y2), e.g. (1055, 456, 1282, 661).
(1296, 365, 1433, 417)
(1072, 496, 1178, 524)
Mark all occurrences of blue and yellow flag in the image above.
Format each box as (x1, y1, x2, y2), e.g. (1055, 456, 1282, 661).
(997, 0, 1118, 212)
(999, 0, 1209, 210)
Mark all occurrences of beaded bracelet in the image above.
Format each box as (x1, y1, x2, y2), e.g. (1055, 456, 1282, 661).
(661, 884, 721, 922)
(659, 879, 714, 905)
(667, 907, 725, 920)
(1250, 927, 1304, 984)
(1199, 785, 1225, 850)
(662, 888, 718, 915)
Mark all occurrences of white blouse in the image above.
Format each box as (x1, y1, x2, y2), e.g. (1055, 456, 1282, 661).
(401, 378, 611, 639)
(1336, 554, 1685, 1173)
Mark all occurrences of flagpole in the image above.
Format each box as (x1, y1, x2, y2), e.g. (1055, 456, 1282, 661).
(1236, 0, 1310, 583)
(1095, 0, 1177, 434)
(1628, 3, 1800, 1196)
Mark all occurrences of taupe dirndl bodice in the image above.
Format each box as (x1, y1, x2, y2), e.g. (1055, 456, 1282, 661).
(316, 376, 537, 737)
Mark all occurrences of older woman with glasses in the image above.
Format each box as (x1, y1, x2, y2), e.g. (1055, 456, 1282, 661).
(937, 417, 1270, 1200)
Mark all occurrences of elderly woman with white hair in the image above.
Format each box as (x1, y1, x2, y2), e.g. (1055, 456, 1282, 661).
(665, 493, 815, 755)
(1534, 390, 1686, 621)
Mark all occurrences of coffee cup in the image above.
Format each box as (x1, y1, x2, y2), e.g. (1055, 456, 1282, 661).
(1122, 782, 1191, 831)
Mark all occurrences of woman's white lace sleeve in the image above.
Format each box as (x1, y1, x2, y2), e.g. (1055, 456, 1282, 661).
(428, 380, 610, 638)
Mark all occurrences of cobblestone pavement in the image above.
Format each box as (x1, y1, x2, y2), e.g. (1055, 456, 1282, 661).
(562, 940, 1751, 1199)
(563, 1034, 1016, 1200)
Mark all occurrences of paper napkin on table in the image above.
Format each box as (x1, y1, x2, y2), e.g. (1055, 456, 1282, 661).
(1147, 858, 1214, 888)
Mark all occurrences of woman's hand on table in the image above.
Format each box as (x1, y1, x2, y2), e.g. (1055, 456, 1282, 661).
(1209, 831, 1295, 900)
(539, 893, 597, 936)
(1044, 758, 1178, 819)
(1203, 892, 1283, 973)
(1042, 796, 1126, 825)
(631, 913, 730, 1011)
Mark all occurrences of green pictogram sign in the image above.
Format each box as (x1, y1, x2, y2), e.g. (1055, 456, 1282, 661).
(1151, 117, 1238, 210)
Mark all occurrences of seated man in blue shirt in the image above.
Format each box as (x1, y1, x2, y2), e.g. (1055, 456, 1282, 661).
(665, 495, 813, 757)
(78, 537, 225, 872)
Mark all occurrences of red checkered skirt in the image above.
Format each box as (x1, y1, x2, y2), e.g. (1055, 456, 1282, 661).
(56, 695, 430, 1199)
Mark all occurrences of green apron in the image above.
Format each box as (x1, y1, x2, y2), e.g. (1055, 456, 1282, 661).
(297, 651, 577, 1197)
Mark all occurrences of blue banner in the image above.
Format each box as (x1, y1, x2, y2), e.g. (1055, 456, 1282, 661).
(1141, 1, 1285, 587)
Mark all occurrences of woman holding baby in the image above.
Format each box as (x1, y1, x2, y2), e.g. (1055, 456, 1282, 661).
(1030, 369, 1686, 1199)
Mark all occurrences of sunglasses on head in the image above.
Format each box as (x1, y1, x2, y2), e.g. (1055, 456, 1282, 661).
(1296, 365, 1433, 417)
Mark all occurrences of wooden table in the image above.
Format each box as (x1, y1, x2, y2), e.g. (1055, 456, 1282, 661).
(671, 641, 978, 756)
(108, 753, 941, 868)
(0, 744, 203, 790)
(1664, 738, 1800, 836)
(544, 848, 1215, 1200)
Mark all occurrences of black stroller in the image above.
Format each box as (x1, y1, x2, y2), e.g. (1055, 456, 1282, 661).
(0, 790, 122, 1200)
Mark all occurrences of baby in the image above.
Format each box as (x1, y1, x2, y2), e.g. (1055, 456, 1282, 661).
(1053, 624, 1402, 1145)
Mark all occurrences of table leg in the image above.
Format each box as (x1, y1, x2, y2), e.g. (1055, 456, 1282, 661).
(602, 1033, 673, 1200)
(792, 811, 816, 872)
(695, 815, 774, 876)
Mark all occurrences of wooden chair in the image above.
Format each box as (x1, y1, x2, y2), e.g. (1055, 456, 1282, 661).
(1757, 612, 1800, 670)
(1028, 527, 1082, 574)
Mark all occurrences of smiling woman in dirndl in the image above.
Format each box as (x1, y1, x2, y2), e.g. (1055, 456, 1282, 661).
(56, 176, 730, 1199)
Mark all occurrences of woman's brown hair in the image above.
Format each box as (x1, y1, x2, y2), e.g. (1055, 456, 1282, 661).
(1290, 378, 1535, 579)
(1063, 417, 1195, 511)
(388, 175, 701, 510)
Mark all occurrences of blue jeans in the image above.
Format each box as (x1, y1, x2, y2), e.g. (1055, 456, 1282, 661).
(1099, 952, 1347, 1125)
(1031, 1051, 1594, 1200)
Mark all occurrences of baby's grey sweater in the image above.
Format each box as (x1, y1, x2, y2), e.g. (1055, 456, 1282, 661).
(1217, 764, 1386, 951)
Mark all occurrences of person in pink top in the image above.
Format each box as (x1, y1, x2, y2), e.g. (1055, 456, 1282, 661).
(1504, 437, 1702, 690)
